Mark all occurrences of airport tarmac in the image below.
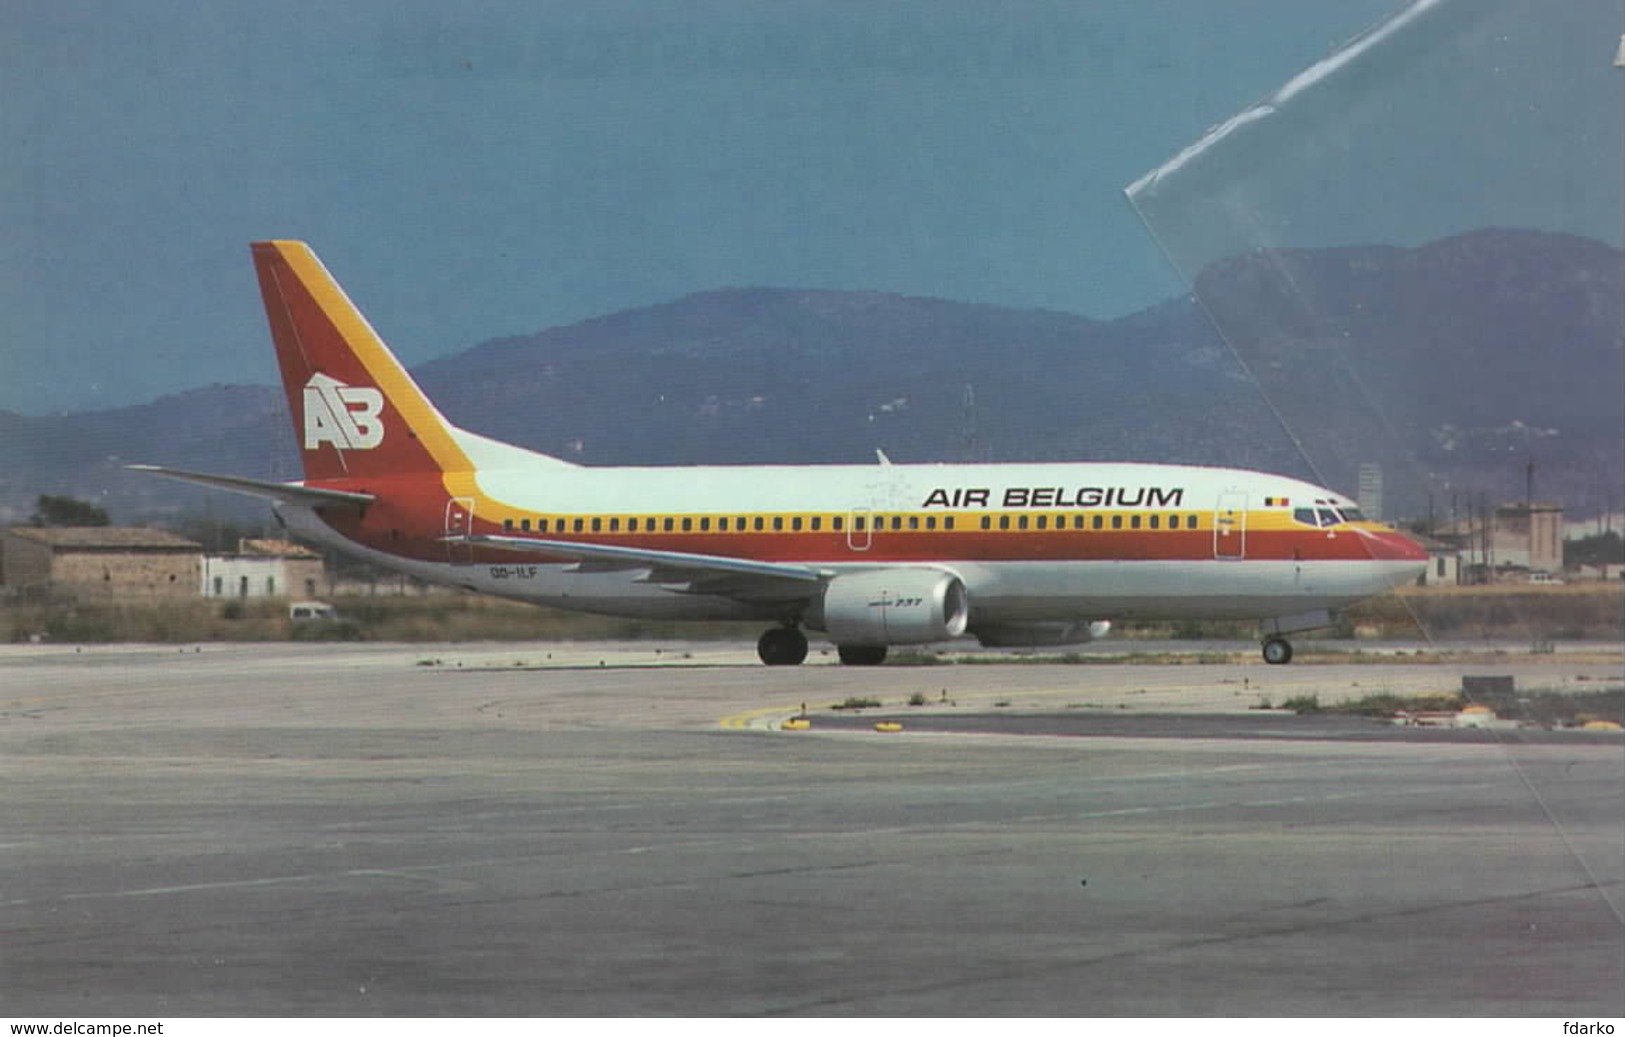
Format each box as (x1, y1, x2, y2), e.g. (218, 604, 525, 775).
(2, 641, 1621, 1016)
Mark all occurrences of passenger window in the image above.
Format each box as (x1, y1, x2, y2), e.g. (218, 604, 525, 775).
(700, 517, 710, 532)
(999, 515, 1010, 530)
(833, 516, 843, 531)
(573, 518, 584, 533)
(716, 517, 727, 532)
(792, 516, 803, 531)
(944, 516, 955, 530)
(754, 516, 765, 531)
(1111, 515, 1122, 530)
(981, 516, 992, 530)
(503, 518, 514, 532)
(1130, 515, 1141, 529)
(1036, 515, 1047, 530)
(892, 516, 902, 531)
(908, 516, 918, 530)
(772, 516, 783, 531)
(521, 518, 532, 532)
(610, 518, 620, 532)
(926, 516, 937, 530)
(1018, 515, 1029, 530)
(663, 517, 675, 532)
(811, 517, 822, 531)
(591, 517, 602, 532)
(682, 517, 693, 532)
(1092, 515, 1104, 530)
(628, 517, 638, 532)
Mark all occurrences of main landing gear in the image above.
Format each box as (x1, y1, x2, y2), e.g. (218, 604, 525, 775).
(757, 625, 808, 666)
(1261, 636, 1294, 665)
(755, 625, 891, 666)
(836, 644, 888, 666)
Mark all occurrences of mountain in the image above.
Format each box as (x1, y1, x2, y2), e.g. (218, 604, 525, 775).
(409, 286, 1279, 469)
(3, 228, 1618, 525)
(1193, 229, 1622, 517)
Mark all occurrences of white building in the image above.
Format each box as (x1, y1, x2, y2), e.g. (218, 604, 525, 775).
(202, 539, 325, 599)
(1357, 463, 1384, 523)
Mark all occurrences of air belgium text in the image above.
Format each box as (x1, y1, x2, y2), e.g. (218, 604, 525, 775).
(922, 486, 1185, 509)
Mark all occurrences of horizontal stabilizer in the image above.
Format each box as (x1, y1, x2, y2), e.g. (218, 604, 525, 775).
(127, 465, 374, 508)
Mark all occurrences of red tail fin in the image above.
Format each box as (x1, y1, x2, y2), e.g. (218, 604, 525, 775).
(251, 241, 470, 483)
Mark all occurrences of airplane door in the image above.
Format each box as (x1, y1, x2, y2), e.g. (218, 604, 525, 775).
(444, 497, 476, 564)
(1214, 491, 1247, 560)
(846, 507, 872, 551)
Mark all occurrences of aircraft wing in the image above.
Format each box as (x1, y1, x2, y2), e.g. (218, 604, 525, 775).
(463, 534, 828, 602)
(127, 465, 375, 509)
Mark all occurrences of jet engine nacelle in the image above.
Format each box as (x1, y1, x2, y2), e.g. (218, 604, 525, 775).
(815, 568, 970, 646)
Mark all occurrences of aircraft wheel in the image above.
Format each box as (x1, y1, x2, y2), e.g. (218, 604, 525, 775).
(1262, 637, 1294, 665)
(836, 644, 888, 666)
(757, 626, 808, 666)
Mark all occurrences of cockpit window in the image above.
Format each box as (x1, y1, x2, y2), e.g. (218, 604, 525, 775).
(1295, 507, 1345, 528)
(1336, 506, 1365, 523)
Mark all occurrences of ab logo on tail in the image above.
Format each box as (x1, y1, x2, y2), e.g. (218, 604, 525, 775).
(303, 373, 385, 451)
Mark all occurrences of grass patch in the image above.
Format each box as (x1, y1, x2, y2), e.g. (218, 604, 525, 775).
(1, 593, 759, 644)
(832, 696, 883, 711)
(5, 598, 292, 643)
(1329, 692, 1466, 717)
(1279, 687, 1622, 728)
(6, 583, 1620, 648)
(885, 649, 949, 665)
(1467, 685, 1624, 728)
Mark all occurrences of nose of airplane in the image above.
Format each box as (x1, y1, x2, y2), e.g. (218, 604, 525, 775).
(1362, 526, 1430, 563)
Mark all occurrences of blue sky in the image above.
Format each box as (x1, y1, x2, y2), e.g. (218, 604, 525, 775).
(2, 0, 1617, 414)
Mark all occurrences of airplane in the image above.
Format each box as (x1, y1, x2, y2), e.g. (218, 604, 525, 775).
(135, 240, 1429, 666)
